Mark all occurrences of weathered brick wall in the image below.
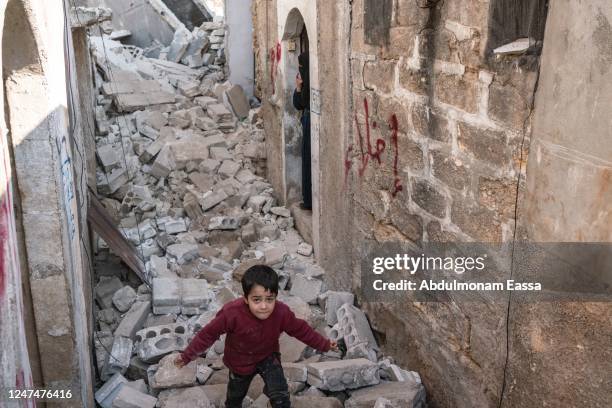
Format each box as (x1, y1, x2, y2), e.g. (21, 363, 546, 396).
(346, 0, 539, 406)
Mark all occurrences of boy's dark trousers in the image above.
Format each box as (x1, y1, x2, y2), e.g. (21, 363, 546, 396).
(225, 353, 290, 408)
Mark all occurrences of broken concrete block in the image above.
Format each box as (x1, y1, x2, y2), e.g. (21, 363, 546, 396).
(320, 291, 354, 326)
(271, 206, 291, 218)
(113, 286, 137, 312)
(182, 279, 212, 315)
(168, 27, 192, 62)
(169, 109, 192, 128)
(166, 243, 199, 265)
(246, 195, 268, 213)
(297, 242, 313, 257)
(122, 219, 157, 245)
(125, 378, 148, 394)
(280, 334, 307, 363)
(95, 373, 128, 408)
(114, 301, 151, 339)
(208, 216, 240, 231)
(290, 275, 324, 305)
(97, 144, 122, 172)
(257, 223, 280, 241)
(152, 278, 181, 314)
(217, 160, 241, 179)
(225, 85, 250, 120)
(197, 362, 214, 384)
(344, 381, 426, 408)
(283, 362, 308, 382)
(183, 193, 204, 220)
(150, 146, 176, 178)
(178, 79, 202, 98)
(157, 386, 214, 408)
(195, 96, 218, 109)
(336, 304, 379, 351)
(264, 246, 287, 266)
(112, 385, 157, 408)
(189, 172, 215, 192)
(199, 189, 228, 211)
(207, 103, 233, 122)
(235, 169, 257, 184)
(102, 336, 133, 380)
(153, 353, 198, 389)
(100, 167, 129, 195)
(379, 359, 422, 384)
(241, 222, 257, 244)
(165, 218, 188, 235)
(209, 146, 232, 161)
(96, 277, 124, 310)
(307, 359, 380, 391)
(95, 331, 114, 373)
(291, 396, 343, 408)
(138, 332, 191, 363)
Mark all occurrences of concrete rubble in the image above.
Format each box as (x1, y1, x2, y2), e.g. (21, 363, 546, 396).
(90, 10, 425, 407)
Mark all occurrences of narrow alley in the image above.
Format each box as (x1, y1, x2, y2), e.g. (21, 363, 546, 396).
(0, 1, 610, 408)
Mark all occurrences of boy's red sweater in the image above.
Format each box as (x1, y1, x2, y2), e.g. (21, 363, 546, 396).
(181, 298, 331, 374)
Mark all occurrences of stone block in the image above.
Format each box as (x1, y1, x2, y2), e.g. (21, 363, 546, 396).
(199, 158, 221, 174)
(291, 396, 343, 408)
(168, 27, 192, 62)
(433, 71, 479, 114)
(125, 378, 148, 394)
(209, 146, 233, 161)
(184, 193, 204, 220)
(113, 286, 137, 312)
(200, 189, 229, 211)
(157, 386, 213, 408)
(97, 144, 122, 172)
(297, 243, 313, 257)
(217, 160, 241, 179)
(112, 385, 157, 408)
(166, 243, 199, 265)
(207, 103, 233, 122)
(271, 206, 291, 218)
(344, 381, 426, 408)
(283, 362, 307, 382)
(411, 104, 451, 143)
(153, 278, 181, 314)
(430, 150, 469, 191)
(182, 279, 212, 315)
(306, 359, 379, 391)
(138, 332, 191, 363)
(115, 301, 151, 339)
(96, 277, 124, 309)
(411, 179, 448, 218)
(150, 146, 176, 178)
(95, 331, 114, 375)
(457, 122, 508, 166)
(451, 199, 502, 242)
(165, 218, 188, 235)
(247, 195, 268, 213)
(364, 60, 396, 93)
(321, 291, 354, 325)
(280, 334, 307, 363)
(152, 353, 198, 389)
(263, 246, 288, 266)
(290, 275, 324, 304)
(102, 336, 133, 380)
(95, 373, 128, 408)
(256, 223, 280, 241)
(225, 85, 250, 119)
(335, 304, 379, 351)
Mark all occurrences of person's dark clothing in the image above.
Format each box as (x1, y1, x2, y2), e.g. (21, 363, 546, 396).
(225, 353, 289, 408)
(293, 52, 312, 210)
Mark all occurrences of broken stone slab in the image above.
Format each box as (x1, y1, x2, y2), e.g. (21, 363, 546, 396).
(195, 96, 218, 109)
(102, 336, 133, 380)
(95, 331, 114, 374)
(95, 373, 128, 408)
(225, 85, 250, 120)
(283, 362, 308, 382)
(291, 396, 343, 408)
(96, 277, 124, 309)
(164, 218, 188, 235)
(217, 160, 241, 179)
(279, 334, 307, 363)
(189, 172, 215, 193)
(178, 79, 203, 98)
(263, 246, 287, 266)
(150, 146, 176, 178)
(208, 216, 240, 231)
(112, 384, 157, 408)
(207, 103, 233, 122)
(157, 386, 214, 408)
(152, 278, 181, 314)
(110, 30, 132, 41)
(98, 167, 129, 195)
(297, 242, 313, 257)
(321, 291, 354, 326)
(209, 146, 233, 161)
(246, 195, 268, 213)
(70, 6, 112, 28)
(152, 353, 198, 389)
(166, 243, 199, 265)
(290, 274, 324, 305)
(97, 144, 122, 172)
(200, 189, 229, 211)
(114, 301, 151, 339)
(113, 285, 137, 313)
(306, 359, 380, 391)
(336, 304, 379, 351)
(378, 359, 422, 384)
(197, 362, 214, 384)
(344, 381, 426, 408)
(168, 27, 193, 63)
(184, 192, 204, 220)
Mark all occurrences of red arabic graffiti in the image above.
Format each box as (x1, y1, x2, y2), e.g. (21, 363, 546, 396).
(345, 97, 403, 197)
(269, 41, 281, 94)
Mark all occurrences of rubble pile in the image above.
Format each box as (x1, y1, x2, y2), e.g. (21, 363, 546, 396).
(90, 22, 425, 408)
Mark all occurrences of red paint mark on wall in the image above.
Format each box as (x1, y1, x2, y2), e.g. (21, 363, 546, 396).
(269, 41, 282, 94)
(0, 185, 10, 299)
(345, 98, 404, 197)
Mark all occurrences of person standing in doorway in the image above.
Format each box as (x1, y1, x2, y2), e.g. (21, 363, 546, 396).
(293, 52, 311, 210)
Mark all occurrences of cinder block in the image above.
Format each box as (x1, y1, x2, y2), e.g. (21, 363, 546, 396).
(114, 301, 151, 339)
(344, 381, 426, 408)
(181, 278, 212, 315)
(306, 359, 379, 391)
(112, 385, 157, 408)
(137, 332, 191, 363)
(102, 336, 133, 380)
(166, 244, 199, 265)
(322, 291, 355, 325)
(152, 278, 180, 314)
(95, 373, 127, 408)
(335, 304, 379, 351)
(208, 216, 240, 231)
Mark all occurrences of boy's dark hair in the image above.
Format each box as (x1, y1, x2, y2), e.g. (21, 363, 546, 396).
(242, 265, 279, 296)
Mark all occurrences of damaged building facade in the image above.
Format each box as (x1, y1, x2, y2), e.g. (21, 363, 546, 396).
(252, 0, 611, 407)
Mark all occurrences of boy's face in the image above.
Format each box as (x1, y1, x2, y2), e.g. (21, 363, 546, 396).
(244, 284, 276, 320)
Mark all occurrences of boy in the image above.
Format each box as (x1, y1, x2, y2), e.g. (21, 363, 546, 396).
(175, 265, 338, 407)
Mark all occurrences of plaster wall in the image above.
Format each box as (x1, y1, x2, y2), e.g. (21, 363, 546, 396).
(1, 0, 94, 404)
(225, 0, 255, 97)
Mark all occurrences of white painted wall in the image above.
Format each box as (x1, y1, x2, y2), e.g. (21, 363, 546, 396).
(225, 0, 254, 96)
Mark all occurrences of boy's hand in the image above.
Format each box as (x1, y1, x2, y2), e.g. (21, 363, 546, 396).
(329, 340, 339, 352)
(174, 354, 186, 368)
